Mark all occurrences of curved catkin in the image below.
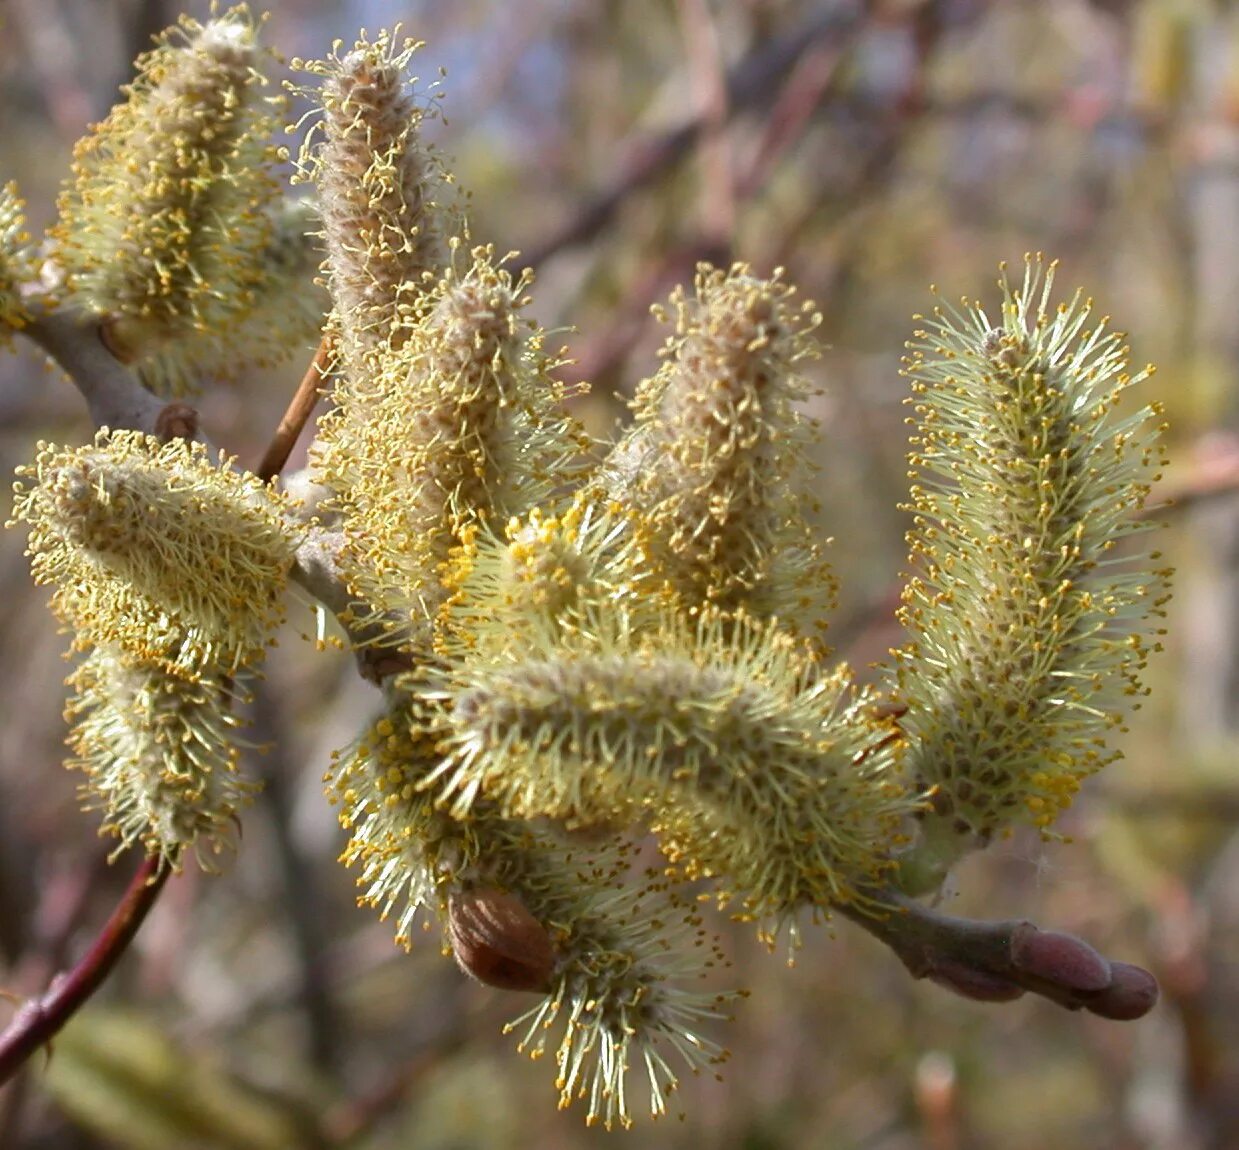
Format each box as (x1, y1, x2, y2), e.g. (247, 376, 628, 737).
(52, 7, 282, 394)
(417, 610, 915, 922)
(294, 28, 449, 365)
(9, 430, 298, 675)
(65, 647, 255, 866)
(604, 263, 833, 637)
(892, 256, 1171, 869)
(328, 705, 731, 1130)
(314, 245, 590, 648)
(0, 181, 33, 342)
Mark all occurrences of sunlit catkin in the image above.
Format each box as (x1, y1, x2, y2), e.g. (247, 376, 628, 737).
(10, 430, 298, 675)
(416, 607, 915, 926)
(314, 245, 589, 648)
(892, 256, 1170, 885)
(0, 181, 32, 342)
(606, 264, 833, 636)
(65, 646, 255, 866)
(294, 27, 449, 363)
(52, 7, 283, 394)
(329, 704, 731, 1129)
(136, 195, 327, 395)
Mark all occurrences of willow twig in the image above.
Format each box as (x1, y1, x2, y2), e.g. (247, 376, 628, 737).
(842, 890, 1159, 1018)
(0, 854, 171, 1084)
(256, 332, 332, 483)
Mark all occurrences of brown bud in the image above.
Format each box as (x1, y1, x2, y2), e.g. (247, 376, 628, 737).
(98, 316, 141, 364)
(1010, 924, 1111, 992)
(447, 886, 556, 993)
(1083, 961, 1159, 1021)
(154, 402, 200, 443)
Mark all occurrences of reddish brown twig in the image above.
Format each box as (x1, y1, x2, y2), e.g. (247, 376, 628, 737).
(0, 854, 171, 1085)
(0, 857, 106, 1141)
(256, 333, 332, 483)
(842, 890, 1159, 1018)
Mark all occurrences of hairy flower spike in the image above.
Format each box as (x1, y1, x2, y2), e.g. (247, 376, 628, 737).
(138, 195, 327, 394)
(52, 7, 284, 394)
(293, 27, 450, 362)
(315, 244, 590, 648)
(434, 502, 660, 665)
(65, 647, 255, 866)
(10, 430, 298, 674)
(605, 263, 834, 636)
(502, 864, 732, 1130)
(0, 181, 33, 342)
(329, 705, 732, 1128)
(416, 608, 916, 926)
(893, 255, 1170, 876)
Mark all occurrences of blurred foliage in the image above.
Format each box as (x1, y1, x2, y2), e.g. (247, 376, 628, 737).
(2, 0, 1239, 1148)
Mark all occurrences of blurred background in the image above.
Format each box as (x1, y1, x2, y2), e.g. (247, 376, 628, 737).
(2, 0, 1238, 1146)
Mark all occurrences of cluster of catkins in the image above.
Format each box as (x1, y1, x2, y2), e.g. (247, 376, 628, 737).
(2, 7, 1170, 1128)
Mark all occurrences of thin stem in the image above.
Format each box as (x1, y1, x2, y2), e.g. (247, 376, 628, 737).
(840, 889, 1159, 1018)
(0, 854, 171, 1085)
(0, 857, 103, 1143)
(256, 332, 332, 483)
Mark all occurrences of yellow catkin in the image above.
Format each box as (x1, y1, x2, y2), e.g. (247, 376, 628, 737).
(65, 647, 255, 867)
(605, 263, 834, 638)
(893, 255, 1170, 864)
(313, 244, 590, 649)
(329, 704, 732, 1129)
(52, 6, 284, 395)
(414, 606, 915, 924)
(10, 430, 298, 675)
(0, 181, 33, 341)
(293, 27, 451, 364)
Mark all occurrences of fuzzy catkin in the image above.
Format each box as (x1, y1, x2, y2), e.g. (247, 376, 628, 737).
(433, 502, 658, 666)
(417, 608, 915, 923)
(329, 705, 731, 1129)
(0, 181, 32, 341)
(893, 256, 1170, 872)
(53, 7, 282, 394)
(66, 648, 255, 865)
(314, 245, 589, 648)
(135, 195, 328, 394)
(294, 28, 449, 364)
(10, 430, 298, 675)
(606, 264, 834, 636)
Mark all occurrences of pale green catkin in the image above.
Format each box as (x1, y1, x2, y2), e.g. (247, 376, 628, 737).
(52, 6, 283, 394)
(329, 705, 732, 1129)
(10, 430, 298, 675)
(415, 607, 915, 926)
(66, 647, 255, 866)
(892, 255, 1170, 882)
